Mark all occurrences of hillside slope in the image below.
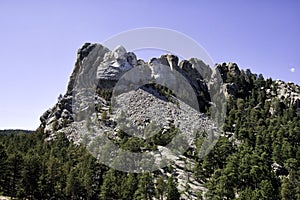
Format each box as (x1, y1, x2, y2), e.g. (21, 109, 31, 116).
(0, 43, 299, 199)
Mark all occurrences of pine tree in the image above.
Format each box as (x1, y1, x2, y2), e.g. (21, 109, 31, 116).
(6, 152, 23, 198)
(156, 176, 166, 200)
(100, 169, 118, 200)
(0, 144, 7, 192)
(281, 176, 295, 200)
(259, 180, 275, 200)
(134, 172, 155, 200)
(21, 153, 41, 199)
(166, 176, 180, 200)
(122, 173, 138, 200)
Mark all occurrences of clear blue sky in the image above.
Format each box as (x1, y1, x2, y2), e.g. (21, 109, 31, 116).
(0, 0, 299, 130)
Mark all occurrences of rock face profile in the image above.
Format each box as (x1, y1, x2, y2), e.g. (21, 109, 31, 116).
(39, 43, 300, 199)
(40, 43, 218, 135)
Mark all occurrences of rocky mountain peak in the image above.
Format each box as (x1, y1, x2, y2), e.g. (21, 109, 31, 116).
(41, 44, 197, 133)
(37, 42, 300, 199)
(41, 43, 300, 135)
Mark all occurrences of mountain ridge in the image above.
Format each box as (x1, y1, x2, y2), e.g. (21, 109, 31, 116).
(40, 43, 300, 135)
(0, 43, 299, 199)
(36, 43, 300, 199)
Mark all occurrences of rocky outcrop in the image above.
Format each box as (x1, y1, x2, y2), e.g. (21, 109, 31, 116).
(272, 80, 300, 107)
(97, 45, 136, 81)
(39, 42, 300, 199)
(40, 43, 139, 133)
(223, 83, 239, 99)
(216, 62, 241, 81)
(149, 54, 179, 71)
(39, 43, 222, 199)
(215, 62, 242, 100)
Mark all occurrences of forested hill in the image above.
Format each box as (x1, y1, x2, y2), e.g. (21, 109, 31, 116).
(0, 130, 34, 135)
(0, 44, 299, 199)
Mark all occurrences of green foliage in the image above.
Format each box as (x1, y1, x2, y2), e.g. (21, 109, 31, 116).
(155, 176, 166, 200)
(134, 172, 155, 200)
(166, 176, 180, 200)
(197, 70, 299, 199)
(0, 130, 182, 199)
(0, 131, 106, 199)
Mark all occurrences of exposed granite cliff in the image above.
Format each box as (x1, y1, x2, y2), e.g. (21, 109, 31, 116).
(39, 43, 300, 199)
